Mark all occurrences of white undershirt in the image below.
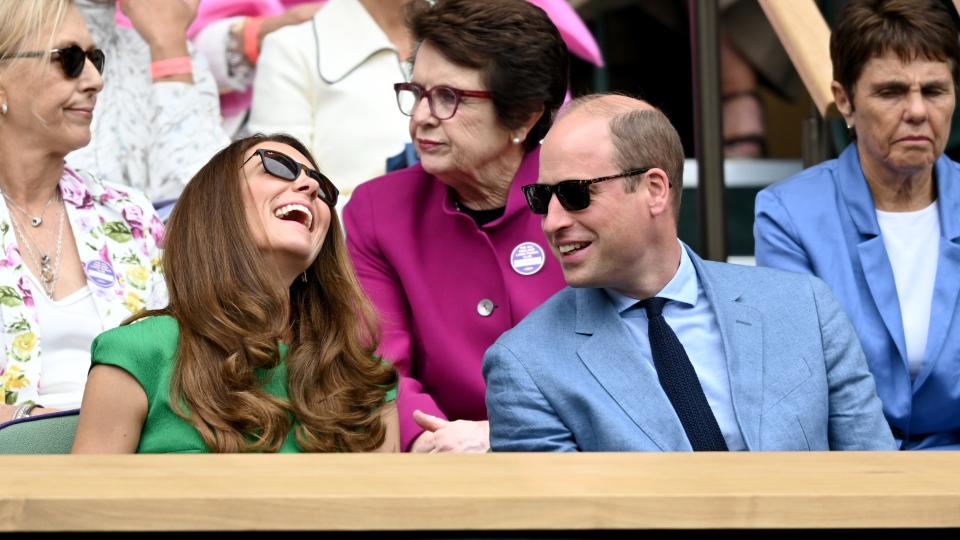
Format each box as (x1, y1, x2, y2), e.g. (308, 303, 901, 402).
(876, 201, 940, 379)
(27, 272, 103, 409)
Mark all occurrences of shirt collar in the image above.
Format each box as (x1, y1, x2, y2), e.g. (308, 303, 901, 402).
(606, 239, 699, 314)
(315, 0, 404, 84)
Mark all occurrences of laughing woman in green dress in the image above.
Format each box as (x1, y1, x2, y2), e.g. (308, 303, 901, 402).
(73, 133, 398, 453)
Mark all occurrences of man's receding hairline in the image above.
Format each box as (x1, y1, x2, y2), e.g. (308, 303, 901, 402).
(556, 94, 655, 124)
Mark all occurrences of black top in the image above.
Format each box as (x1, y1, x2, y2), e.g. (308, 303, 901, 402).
(456, 203, 506, 227)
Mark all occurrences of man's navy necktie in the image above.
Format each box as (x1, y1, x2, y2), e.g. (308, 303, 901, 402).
(639, 297, 728, 451)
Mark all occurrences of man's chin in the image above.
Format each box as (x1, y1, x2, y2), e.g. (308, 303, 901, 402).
(562, 271, 596, 290)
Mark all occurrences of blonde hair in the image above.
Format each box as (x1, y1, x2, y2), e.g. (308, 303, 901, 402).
(0, 0, 71, 85)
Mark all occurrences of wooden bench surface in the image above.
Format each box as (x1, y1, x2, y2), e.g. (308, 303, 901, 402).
(2, 452, 959, 531)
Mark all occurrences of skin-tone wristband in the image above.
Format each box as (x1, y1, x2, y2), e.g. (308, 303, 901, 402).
(244, 16, 265, 65)
(150, 56, 193, 80)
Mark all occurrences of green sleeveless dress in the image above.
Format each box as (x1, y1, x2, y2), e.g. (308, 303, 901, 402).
(90, 315, 395, 453)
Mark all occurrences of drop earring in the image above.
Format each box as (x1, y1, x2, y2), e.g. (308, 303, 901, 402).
(1, 103, 7, 116)
(301, 272, 308, 283)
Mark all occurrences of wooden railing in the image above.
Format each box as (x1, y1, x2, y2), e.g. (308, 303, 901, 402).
(758, 0, 835, 117)
(3, 452, 959, 532)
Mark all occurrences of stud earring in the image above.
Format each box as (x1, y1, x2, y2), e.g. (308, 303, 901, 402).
(512, 136, 521, 144)
(1, 103, 7, 116)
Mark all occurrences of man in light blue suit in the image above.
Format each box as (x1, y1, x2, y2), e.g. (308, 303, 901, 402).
(483, 94, 895, 452)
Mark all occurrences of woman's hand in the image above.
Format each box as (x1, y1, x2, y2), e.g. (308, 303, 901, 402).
(0, 404, 18, 423)
(0, 403, 57, 423)
(259, 2, 325, 43)
(120, 0, 199, 71)
(410, 410, 489, 453)
(120, 0, 199, 48)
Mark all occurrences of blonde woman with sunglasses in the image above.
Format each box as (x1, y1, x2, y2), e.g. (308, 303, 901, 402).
(0, 0, 166, 426)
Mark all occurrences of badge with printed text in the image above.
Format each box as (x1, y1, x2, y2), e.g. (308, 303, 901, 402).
(510, 242, 545, 276)
(85, 260, 116, 288)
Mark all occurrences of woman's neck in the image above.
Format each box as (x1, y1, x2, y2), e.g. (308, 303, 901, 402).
(449, 147, 526, 211)
(361, 0, 412, 59)
(859, 149, 937, 212)
(0, 146, 64, 207)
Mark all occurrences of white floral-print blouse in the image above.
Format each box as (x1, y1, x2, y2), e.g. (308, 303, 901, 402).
(0, 167, 167, 406)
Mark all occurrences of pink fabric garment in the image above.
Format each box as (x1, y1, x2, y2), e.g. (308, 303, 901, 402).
(343, 148, 567, 451)
(118, 0, 603, 64)
(115, 0, 326, 118)
(114, 0, 323, 36)
(189, 0, 324, 38)
(529, 0, 604, 67)
(118, 0, 601, 119)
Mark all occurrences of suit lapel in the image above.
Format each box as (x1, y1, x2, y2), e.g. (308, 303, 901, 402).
(857, 238, 908, 362)
(574, 288, 690, 451)
(838, 146, 909, 364)
(689, 252, 763, 451)
(915, 157, 960, 390)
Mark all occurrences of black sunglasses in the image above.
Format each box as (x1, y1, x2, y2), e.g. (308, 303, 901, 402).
(242, 149, 339, 207)
(2, 45, 105, 79)
(522, 168, 651, 214)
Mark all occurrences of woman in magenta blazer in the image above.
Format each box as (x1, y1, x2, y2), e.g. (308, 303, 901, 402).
(344, 0, 569, 453)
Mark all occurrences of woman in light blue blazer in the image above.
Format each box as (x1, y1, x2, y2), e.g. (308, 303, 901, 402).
(754, 0, 960, 449)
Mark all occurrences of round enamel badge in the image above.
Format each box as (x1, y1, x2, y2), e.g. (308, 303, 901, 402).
(510, 242, 546, 276)
(85, 260, 116, 288)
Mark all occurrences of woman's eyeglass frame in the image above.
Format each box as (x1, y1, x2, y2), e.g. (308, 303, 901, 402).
(521, 168, 654, 214)
(393, 82, 492, 120)
(1, 45, 105, 79)
(241, 148, 340, 207)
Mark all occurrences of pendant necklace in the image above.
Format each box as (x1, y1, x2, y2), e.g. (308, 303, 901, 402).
(7, 200, 66, 297)
(1, 188, 59, 227)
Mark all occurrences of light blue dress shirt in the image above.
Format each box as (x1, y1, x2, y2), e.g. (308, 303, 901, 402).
(605, 242, 748, 451)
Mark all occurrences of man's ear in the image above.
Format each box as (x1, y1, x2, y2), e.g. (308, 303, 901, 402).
(644, 168, 672, 217)
(832, 80, 855, 126)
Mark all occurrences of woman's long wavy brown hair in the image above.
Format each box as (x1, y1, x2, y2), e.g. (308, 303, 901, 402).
(130, 133, 396, 453)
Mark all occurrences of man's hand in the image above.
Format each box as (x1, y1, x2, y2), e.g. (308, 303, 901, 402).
(410, 410, 490, 453)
